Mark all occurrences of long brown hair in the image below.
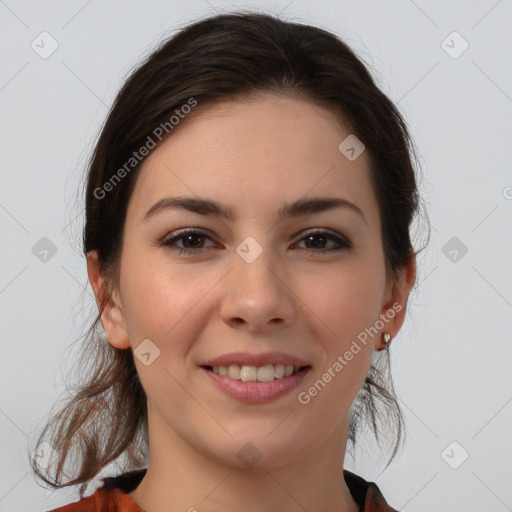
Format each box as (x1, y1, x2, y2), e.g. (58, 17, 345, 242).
(30, 10, 428, 498)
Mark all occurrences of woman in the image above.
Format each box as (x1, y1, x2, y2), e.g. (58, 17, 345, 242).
(32, 10, 426, 512)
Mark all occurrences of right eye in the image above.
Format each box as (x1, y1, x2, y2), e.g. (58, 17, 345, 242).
(159, 229, 218, 255)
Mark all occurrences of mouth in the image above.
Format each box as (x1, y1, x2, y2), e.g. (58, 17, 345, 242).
(200, 363, 311, 382)
(199, 353, 312, 403)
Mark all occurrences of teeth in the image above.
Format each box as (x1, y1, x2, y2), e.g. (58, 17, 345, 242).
(274, 364, 285, 378)
(210, 363, 304, 382)
(240, 365, 257, 382)
(228, 364, 241, 380)
(257, 365, 274, 382)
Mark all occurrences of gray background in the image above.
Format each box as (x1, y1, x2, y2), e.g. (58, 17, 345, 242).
(1, 0, 511, 511)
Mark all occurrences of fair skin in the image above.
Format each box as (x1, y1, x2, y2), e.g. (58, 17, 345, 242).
(87, 92, 415, 512)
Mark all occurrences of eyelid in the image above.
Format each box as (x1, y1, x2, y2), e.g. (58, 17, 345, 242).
(159, 227, 216, 245)
(293, 227, 349, 243)
(162, 227, 212, 238)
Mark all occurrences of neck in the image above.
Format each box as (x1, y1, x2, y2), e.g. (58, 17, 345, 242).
(130, 412, 359, 512)
(130, 408, 359, 512)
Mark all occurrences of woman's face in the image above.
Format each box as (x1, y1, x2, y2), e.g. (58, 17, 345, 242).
(91, 92, 411, 469)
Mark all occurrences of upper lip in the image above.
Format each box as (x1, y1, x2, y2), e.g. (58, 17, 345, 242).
(200, 351, 311, 368)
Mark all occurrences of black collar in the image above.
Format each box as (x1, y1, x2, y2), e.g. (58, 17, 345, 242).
(101, 468, 368, 512)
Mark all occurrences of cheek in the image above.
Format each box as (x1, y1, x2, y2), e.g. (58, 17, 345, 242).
(119, 256, 215, 405)
(296, 269, 378, 425)
(306, 260, 386, 343)
(120, 252, 217, 350)
(298, 257, 385, 403)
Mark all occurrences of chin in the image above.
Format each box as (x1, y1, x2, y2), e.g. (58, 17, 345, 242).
(203, 425, 311, 470)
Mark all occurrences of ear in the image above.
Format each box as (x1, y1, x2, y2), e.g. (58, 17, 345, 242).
(375, 256, 416, 351)
(86, 250, 131, 349)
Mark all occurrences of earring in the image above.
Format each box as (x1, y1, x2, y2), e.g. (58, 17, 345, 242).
(382, 332, 391, 351)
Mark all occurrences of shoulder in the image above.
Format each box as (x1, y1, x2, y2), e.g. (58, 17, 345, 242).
(343, 469, 399, 512)
(47, 469, 147, 512)
(47, 487, 133, 512)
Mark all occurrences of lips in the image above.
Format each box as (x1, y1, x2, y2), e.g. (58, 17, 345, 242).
(199, 351, 312, 403)
(200, 366, 311, 403)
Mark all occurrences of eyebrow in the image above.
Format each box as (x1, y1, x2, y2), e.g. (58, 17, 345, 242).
(143, 195, 367, 225)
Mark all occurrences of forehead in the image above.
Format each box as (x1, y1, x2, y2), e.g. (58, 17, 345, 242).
(126, 92, 379, 228)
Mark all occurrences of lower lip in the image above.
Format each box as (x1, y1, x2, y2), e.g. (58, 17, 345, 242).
(200, 367, 311, 404)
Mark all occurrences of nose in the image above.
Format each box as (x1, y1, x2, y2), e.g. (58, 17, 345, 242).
(219, 245, 295, 333)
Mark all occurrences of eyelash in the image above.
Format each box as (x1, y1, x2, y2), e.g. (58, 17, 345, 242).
(159, 228, 351, 256)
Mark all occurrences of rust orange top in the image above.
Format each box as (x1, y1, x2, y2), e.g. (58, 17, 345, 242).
(48, 468, 398, 511)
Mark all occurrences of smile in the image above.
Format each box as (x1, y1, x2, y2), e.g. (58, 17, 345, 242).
(200, 364, 312, 404)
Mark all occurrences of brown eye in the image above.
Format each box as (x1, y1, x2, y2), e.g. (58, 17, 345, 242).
(180, 233, 205, 249)
(294, 229, 351, 254)
(160, 229, 216, 254)
(304, 234, 328, 249)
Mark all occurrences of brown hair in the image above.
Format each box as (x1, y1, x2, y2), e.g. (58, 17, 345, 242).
(30, 10, 428, 498)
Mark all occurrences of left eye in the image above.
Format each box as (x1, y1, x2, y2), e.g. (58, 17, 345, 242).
(160, 228, 351, 255)
(293, 229, 351, 253)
